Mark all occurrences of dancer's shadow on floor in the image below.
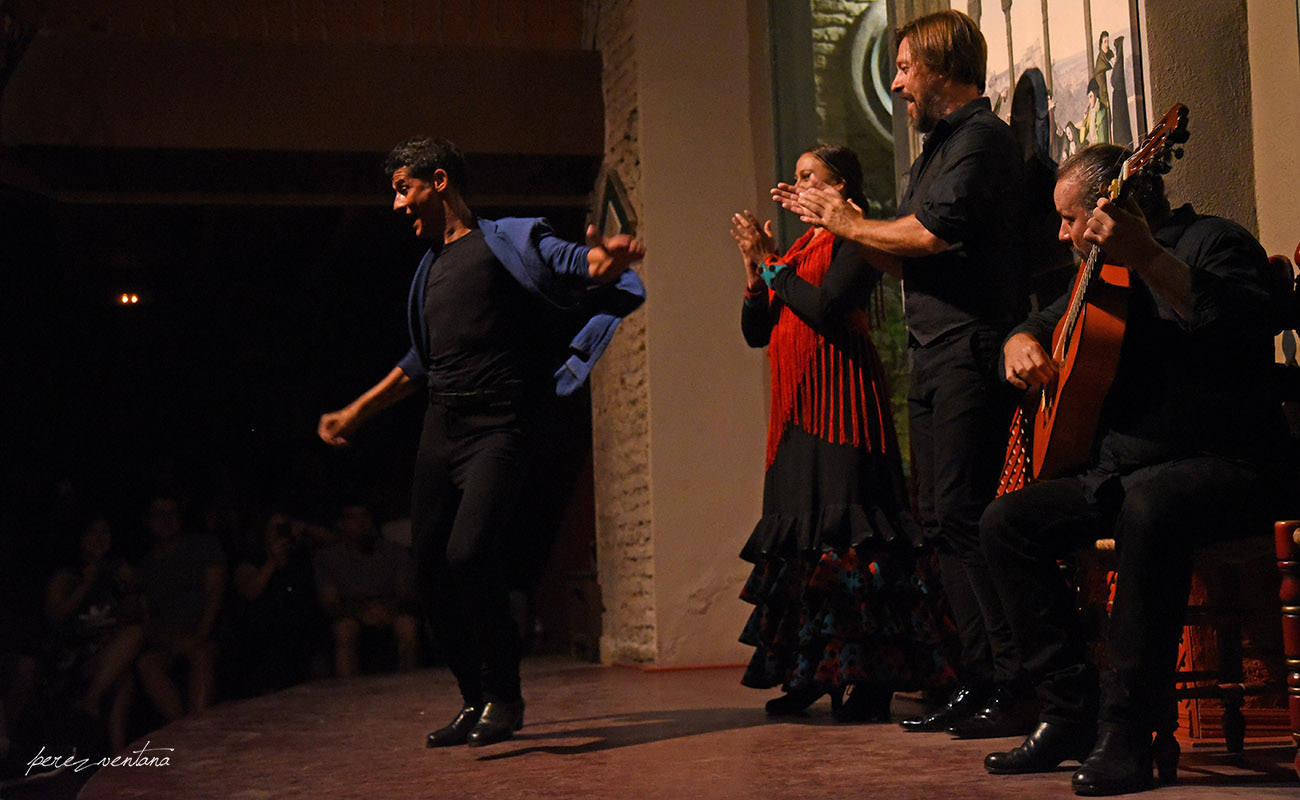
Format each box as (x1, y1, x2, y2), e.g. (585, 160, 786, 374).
(473, 706, 850, 761)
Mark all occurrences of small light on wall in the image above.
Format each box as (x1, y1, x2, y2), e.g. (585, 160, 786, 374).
(117, 293, 140, 305)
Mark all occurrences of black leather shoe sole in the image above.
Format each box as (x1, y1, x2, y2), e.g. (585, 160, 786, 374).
(1071, 772, 1154, 796)
(899, 711, 957, 732)
(949, 715, 1037, 739)
(947, 692, 1038, 740)
(1070, 727, 1157, 796)
(426, 706, 482, 748)
(466, 700, 525, 747)
(899, 686, 989, 733)
(984, 722, 1095, 774)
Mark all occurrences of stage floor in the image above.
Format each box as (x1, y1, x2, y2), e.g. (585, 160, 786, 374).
(20, 657, 1298, 799)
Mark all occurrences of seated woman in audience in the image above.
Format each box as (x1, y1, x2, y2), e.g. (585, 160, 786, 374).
(43, 512, 144, 753)
(227, 510, 326, 695)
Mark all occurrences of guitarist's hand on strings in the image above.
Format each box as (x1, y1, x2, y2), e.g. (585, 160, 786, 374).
(1088, 196, 1194, 318)
(1086, 196, 1165, 270)
(1003, 332, 1057, 391)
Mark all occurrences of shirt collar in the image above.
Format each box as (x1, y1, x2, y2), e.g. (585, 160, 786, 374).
(1153, 203, 1196, 249)
(925, 97, 992, 146)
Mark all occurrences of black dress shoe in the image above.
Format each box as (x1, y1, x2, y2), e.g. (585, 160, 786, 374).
(899, 685, 988, 732)
(465, 699, 525, 747)
(426, 705, 483, 748)
(1071, 725, 1155, 796)
(947, 686, 1038, 739)
(985, 721, 1096, 774)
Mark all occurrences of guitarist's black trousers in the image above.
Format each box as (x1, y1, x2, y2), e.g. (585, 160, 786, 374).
(980, 455, 1277, 731)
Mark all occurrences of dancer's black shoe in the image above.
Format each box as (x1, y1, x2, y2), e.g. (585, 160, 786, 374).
(466, 699, 525, 747)
(426, 705, 483, 748)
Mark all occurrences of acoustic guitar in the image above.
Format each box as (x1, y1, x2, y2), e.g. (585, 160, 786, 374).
(997, 104, 1190, 494)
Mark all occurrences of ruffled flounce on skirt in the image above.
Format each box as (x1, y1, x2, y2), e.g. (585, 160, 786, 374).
(737, 426, 955, 692)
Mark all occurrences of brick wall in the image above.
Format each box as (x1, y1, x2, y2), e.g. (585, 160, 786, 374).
(18, 0, 582, 48)
(809, 0, 897, 213)
(582, 0, 656, 664)
(811, 0, 875, 129)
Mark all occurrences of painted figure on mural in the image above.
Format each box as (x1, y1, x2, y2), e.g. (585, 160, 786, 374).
(1091, 31, 1114, 141)
(1080, 79, 1110, 146)
(1109, 34, 1133, 147)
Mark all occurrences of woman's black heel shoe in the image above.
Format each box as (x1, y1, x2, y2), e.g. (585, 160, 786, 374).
(1152, 731, 1179, 785)
(765, 686, 825, 716)
(833, 684, 893, 723)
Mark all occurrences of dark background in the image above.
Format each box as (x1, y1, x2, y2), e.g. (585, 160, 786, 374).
(0, 182, 594, 648)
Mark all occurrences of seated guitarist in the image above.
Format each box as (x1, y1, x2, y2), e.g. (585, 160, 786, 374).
(979, 143, 1295, 796)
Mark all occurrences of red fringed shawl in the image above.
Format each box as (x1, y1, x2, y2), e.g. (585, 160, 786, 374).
(765, 228, 890, 469)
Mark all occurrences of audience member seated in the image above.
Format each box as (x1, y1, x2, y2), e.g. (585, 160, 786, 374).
(134, 494, 226, 722)
(226, 510, 327, 696)
(43, 513, 144, 753)
(314, 502, 419, 678)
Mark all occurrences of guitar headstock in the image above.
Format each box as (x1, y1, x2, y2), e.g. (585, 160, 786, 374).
(1121, 103, 1189, 183)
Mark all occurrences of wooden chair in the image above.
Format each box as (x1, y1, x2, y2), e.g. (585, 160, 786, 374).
(1081, 251, 1300, 779)
(1273, 520, 1300, 779)
(1089, 534, 1287, 764)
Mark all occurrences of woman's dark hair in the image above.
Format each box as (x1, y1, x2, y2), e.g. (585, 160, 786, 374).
(806, 143, 866, 209)
(53, 509, 113, 568)
(384, 136, 469, 193)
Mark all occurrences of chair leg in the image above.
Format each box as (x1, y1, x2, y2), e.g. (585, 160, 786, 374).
(1274, 520, 1300, 779)
(1216, 564, 1246, 754)
(1220, 686, 1246, 753)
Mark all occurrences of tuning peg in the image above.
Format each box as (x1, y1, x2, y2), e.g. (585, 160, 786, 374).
(1173, 147, 1184, 159)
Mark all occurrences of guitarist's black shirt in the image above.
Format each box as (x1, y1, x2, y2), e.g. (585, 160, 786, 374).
(898, 97, 1031, 345)
(1011, 204, 1288, 473)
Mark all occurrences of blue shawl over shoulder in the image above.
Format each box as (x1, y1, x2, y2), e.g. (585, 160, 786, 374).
(395, 217, 646, 396)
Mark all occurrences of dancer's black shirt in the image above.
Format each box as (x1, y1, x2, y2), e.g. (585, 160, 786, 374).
(422, 229, 545, 395)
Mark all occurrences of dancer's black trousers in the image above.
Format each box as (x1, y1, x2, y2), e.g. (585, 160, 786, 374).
(411, 396, 531, 706)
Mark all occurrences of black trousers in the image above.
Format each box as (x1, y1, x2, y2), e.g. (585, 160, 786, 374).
(909, 325, 1023, 690)
(980, 455, 1277, 731)
(411, 397, 532, 706)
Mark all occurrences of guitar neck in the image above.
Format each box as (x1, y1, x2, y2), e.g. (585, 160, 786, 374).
(1053, 247, 1104, 362)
